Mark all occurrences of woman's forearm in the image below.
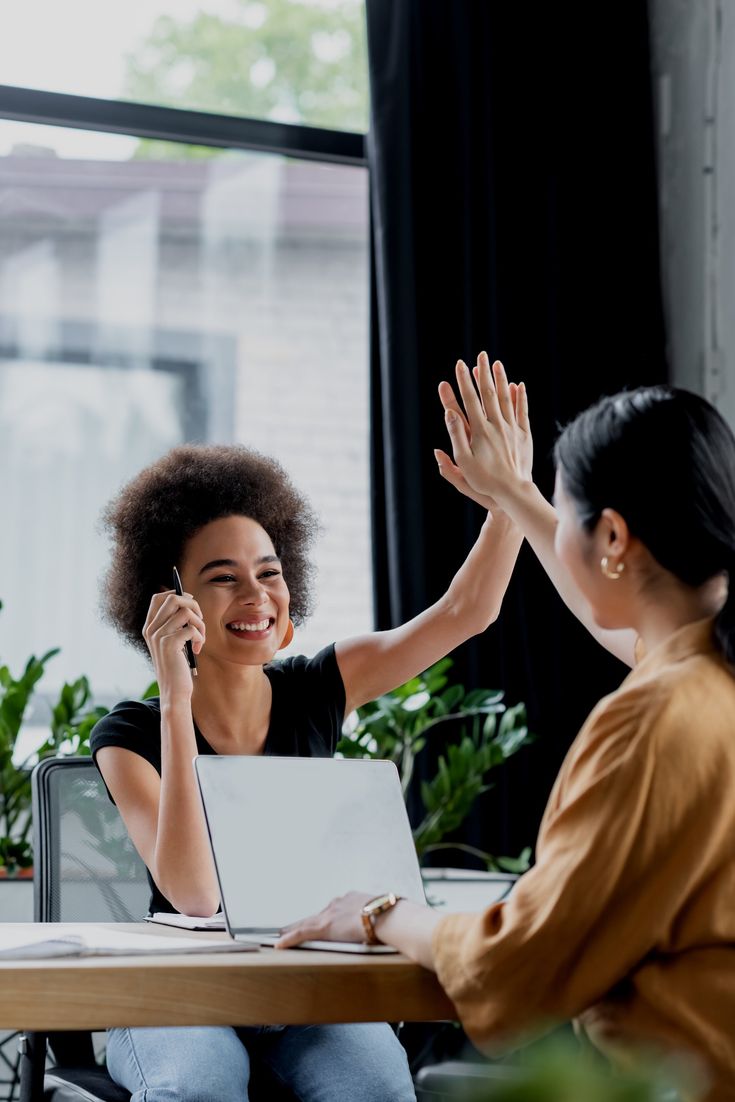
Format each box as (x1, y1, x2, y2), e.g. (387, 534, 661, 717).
(337, 509, 526, 711)
(442, 510, 524, 635)
(154, 700, 220, 915)
(373, 899, 443, 970)
(503, 482, 584, 617)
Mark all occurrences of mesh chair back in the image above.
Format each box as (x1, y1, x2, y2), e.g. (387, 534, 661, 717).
(31, 757, 150, 923)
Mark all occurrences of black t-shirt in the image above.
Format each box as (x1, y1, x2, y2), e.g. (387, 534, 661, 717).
(89, 644, 346, 915)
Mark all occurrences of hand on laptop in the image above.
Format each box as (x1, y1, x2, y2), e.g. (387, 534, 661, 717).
(276, 890, 441, 970)
(275, 890, 373, 949)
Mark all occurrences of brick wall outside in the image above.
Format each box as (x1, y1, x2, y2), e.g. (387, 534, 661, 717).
(0, 148, 372, 700)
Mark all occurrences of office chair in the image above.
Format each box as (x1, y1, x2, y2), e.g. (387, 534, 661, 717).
(415, 1060, 520, 1100)
(19, 756, 298, 1102)
(19, 756, 148, 1102)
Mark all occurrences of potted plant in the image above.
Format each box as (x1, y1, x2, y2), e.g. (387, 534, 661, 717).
(0, 600, 108, 879)
(338, 657, 533, 881)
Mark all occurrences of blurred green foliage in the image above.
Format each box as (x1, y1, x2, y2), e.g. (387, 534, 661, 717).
(0, 600, 108, 873)
(338, 657, 532, 868)
(124, 0, 369, 159)
(440, 1037, 698, 1102)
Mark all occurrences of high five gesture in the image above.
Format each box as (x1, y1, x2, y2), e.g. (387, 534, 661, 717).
(437, 353, 636, 668)
(435, 352, 532, 511)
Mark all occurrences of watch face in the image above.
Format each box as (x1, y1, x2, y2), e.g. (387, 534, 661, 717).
(365, 893, 395, 915)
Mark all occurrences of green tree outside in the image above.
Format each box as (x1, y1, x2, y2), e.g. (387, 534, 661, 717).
(124, 0, 369, 160)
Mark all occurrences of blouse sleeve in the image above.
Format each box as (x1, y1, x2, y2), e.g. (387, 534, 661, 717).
(431, 684, 694, 1052)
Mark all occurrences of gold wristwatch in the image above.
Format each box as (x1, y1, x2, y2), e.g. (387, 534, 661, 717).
(360, 892, 402, 945)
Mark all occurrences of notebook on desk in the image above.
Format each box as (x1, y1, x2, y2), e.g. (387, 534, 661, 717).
(194, 756, 426, 954)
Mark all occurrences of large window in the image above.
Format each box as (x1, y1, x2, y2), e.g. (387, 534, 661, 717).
(0, 115, 371, 721)
(0, 0, 368, 132)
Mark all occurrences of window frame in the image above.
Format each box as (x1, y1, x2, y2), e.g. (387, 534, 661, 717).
(0, 78, 373, 708)
(0, 83, 367, 165)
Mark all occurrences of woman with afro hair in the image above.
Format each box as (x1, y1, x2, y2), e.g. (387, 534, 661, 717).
(89, 377, 531, 1102)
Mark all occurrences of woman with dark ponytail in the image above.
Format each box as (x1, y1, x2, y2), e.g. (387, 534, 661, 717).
(281, 359, 735, 1100)
(553, 383, 735, 667)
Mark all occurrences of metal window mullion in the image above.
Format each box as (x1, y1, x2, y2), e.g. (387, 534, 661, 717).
(0, 84, 367, 167)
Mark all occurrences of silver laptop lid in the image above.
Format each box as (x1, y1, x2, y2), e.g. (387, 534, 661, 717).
(194, 756, 426, 935)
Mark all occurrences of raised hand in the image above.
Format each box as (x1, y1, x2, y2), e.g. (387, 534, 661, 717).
(435, 375, 497, 511)
(438, 353, 532, 509)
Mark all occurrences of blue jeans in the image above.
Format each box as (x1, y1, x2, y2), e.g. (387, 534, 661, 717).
(106, 1023, 416, 1101)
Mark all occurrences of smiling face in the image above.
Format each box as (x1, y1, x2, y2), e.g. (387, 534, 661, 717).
(179, 514, 291, 666)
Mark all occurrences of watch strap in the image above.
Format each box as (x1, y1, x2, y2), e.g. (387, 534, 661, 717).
(360, 892, 402, 945)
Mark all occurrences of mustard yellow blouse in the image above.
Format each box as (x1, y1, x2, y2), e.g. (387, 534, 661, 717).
(432, 619, 735, 1100)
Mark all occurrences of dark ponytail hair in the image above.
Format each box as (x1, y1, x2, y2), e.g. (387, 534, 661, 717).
(554, 386, 735, 665)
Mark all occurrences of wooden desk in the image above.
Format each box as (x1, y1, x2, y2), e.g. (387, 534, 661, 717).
(0, 924, 455, 1031)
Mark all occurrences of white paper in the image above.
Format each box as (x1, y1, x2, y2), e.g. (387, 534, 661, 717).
(0, 923, 256, 958)
(146, 912, 226, 931)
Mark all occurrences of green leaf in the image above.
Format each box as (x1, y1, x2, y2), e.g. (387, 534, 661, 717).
(398, 675, 423, 693)
(464, 687, 504, 709)
(494, 846, 533, 874)
(439, 684, 464, 712)
(402, 690, 431, 713)
(421, 658, 453, 695)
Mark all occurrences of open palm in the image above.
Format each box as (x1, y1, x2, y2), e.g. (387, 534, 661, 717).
(435, 353, 532, 511)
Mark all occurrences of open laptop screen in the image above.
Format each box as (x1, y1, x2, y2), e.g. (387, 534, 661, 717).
(194, 756, 426, 934)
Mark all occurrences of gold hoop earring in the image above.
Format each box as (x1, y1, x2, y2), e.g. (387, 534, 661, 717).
(600, 556, 625, 580)
(279, 619, 295, 649)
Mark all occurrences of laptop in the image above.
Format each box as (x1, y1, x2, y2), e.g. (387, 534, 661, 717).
(194, 756, 427, 953)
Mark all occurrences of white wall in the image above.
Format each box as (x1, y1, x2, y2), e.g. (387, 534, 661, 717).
(650, 0, 735, 422)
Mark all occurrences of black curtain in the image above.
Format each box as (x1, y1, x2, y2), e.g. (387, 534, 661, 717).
(367, 2, 667, 858)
